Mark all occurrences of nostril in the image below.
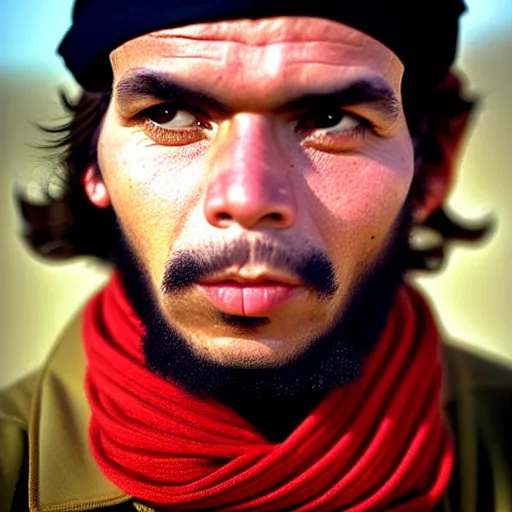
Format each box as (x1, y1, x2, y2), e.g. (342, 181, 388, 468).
(216, 212, 231, 221)
(267, 213, 284, 222)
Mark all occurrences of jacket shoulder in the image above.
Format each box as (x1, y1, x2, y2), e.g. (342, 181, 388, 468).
(442, 341, 512, 510)
(443, 341, 512, 391)
(0, 372, 40, 428)
(0, 372, 40, 512)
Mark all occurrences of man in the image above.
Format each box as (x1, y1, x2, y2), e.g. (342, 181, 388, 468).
(1, 1, 511, 511)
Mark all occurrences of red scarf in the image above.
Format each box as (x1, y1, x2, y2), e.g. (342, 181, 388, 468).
(84, 273, 453, 511)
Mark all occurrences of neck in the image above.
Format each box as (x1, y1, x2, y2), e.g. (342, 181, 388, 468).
(220, 388, 328, 443)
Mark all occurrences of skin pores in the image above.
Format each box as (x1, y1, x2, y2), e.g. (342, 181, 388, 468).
(92, 16, 414, 367)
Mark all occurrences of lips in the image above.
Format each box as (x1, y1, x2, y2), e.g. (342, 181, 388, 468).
(197, 277, 301, 316)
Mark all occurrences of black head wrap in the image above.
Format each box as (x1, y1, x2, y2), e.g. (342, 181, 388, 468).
(59, 0, 465, 93)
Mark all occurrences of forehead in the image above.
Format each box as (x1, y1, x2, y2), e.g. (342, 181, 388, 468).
(110, 16, 404, 105)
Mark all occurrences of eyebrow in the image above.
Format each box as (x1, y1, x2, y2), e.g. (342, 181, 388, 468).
(281, 81, 401, 123)
(115, 69, 229, 113)
(115, 69, 401, 121)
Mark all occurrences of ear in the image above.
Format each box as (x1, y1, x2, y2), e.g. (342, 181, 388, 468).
(412, 72, 475, 225)
(83, 166, 111, 208)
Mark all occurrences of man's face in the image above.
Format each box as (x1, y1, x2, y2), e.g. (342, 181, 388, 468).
(96, 16, 414, 368)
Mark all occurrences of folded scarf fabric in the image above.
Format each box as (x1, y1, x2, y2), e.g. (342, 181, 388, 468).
(84, 273, 453, 510)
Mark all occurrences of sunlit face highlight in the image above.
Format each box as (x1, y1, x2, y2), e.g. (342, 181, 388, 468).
(95, 16, 414, 367)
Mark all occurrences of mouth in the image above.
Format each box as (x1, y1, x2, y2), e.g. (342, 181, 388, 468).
(197, 273, 303, 316)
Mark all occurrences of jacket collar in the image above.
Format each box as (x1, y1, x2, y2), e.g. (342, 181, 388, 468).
(28, 306, 131, 511)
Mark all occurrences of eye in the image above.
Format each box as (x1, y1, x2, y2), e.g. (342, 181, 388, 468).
(144, 104, 210, 129)
(297, 109, 363, 134)
(138, 104, 213, 146)
(139, 103, 214, 146)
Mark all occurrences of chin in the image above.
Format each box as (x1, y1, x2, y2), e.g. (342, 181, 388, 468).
(190, 332, 309, 369)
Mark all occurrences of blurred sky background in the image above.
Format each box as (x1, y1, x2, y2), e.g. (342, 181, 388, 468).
(0, 0, 511, 387)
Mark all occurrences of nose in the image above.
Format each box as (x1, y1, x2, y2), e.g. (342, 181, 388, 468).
(204, 114, 296, 230)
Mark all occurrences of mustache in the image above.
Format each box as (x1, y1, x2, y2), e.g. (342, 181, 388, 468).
(161, 238, 338, 297)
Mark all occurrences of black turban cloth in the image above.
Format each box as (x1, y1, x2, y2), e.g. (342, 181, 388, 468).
(59, 0, 465, 93)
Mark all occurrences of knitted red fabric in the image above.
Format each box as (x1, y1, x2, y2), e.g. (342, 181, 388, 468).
(84, 273, 453, 511)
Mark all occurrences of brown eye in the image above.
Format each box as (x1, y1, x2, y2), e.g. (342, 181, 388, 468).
(297, 110, 362, 133)
(140, 104, 212, 146)
(145, 104, 209, 129)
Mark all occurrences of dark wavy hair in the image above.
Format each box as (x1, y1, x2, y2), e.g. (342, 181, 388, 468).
(17, 72, 490, 270)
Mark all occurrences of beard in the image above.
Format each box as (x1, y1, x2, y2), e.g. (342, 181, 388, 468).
(110, 201, 412, 418)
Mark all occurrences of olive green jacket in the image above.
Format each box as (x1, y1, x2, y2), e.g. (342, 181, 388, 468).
(1, 309, 511, 512)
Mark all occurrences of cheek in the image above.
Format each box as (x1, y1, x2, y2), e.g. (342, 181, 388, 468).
(98, 131, 208, 272)
(305, 148, 413, 265)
